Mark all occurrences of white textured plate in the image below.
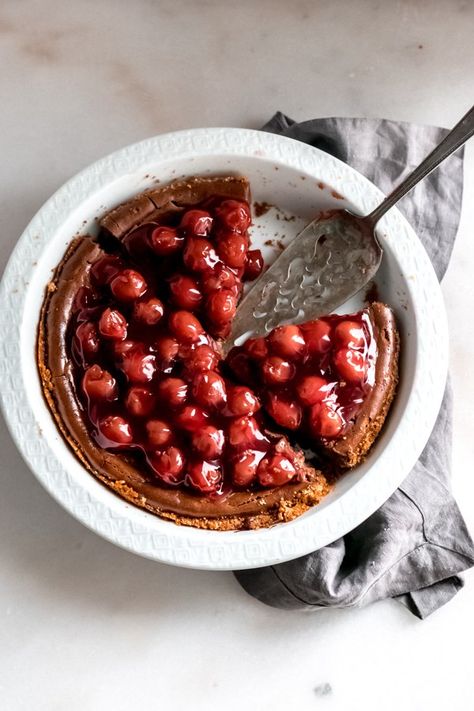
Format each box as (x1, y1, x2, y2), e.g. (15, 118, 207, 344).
(0, 128, 448, 570)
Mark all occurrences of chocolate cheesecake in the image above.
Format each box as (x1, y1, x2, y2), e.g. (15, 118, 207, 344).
(37, 176, 399, 530)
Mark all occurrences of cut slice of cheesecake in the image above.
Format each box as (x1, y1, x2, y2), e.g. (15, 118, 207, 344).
(226, 302, 399, 469)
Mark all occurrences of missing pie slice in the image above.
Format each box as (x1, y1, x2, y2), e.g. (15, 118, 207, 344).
(37, 175, 399, 530)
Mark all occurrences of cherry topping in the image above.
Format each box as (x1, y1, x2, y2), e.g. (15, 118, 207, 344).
(229, 450, 261, 487)
(257, 453, 296, 487)
(243, 336, 268, 361)
(133, 298, 164, 325)
(309, 402, 344, 438)
(154, 334, 180, 366)
(192, 371, 227, 409)
(268, 324, 306, 360)
(244, 249, 264, 281)
(228, 416, 265, 450)
(180, 209, 213, 236)
(333, 348, 367, 383)
(227, 386, 260, 416)
(216, 232, 248, 269)
(266, 393, 302, 430)
(90, 255, 123, 286)
(201, 263, 239, 295)
(74, 321, 99, 359)
(183, 344, 219, 374)
(150, 446, 185, 485)
(98, 415, 133, 445)
(156, 377, 188, 407)
(296, 375, 330, 406)
(206, 289, 237, 324)
(82, 365, 117, 401)
(300, 319, 332, 355)
(169, 310, 204, 343)
(169, 274, 202, 311)
(146, 419, 172, 447)
(216, 199, 251, 232)
(150, 226, 184, 255)
(114, 339, 137, 359)
(98, 308, 128, 341)
(125, 387, 156, 417)
(191, 426, 225, 459)
(261, 356, 295, 385)
(186, 460, 222, 493)
(334, 320, 366, 349)
(74, 286, 97, 310)
(120, 346, 156, 383)
(110, 269, 147, 302)
(183, 237, 219, 272)
(175, 405, 209, 432)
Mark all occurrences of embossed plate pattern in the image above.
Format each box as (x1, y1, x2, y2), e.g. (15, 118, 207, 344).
(0, 128, 448, 570)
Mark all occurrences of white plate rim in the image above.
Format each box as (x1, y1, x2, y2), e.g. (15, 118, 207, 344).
(0, 127, 448, 570)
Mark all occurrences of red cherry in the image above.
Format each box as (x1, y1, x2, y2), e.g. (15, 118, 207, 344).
(206, 289, 237, 324)
(122, 224, 153, 258)
(98, 415, 133, 445)
(191, 426, 225, 459)
(154, 335, 179, 366)
(156, 377, 188, 407)
(296, 375, 330, 406)
(334, 320, 366, 349)
(216, 232, 248, 269)
(244, 249, 264, 281)
(300, 319, 332, 355)
(150, 446, 185, 485)
(243, 337, 268, 361)
(227, 386, 261, 416)
(183, 344, 219, 374)
(261, 356, 295, 385)
(74, 321, 99, 359)
(175, 405, 209, 432)
(309, 401, 344, 438)
(146, 419, 172, 447)
(169, 274, 202, 310)
(110, 269, 147, 302)
(216, 199, 251, 232)
(90, 255, 123, 286)
(228, 416, 266, 450)
(180, 209, 213, 236)
(229, 450, 261, 487)
(98, 308, 128, 341)
(82, 365, 117, 401)
(192, 371, 227, 409)
(201, 263, 240, 294)
(186, 460, 222, 493)
(125, 387, 156, 417)
(266, 393, 302, 430)
(169, 310, 204, 343)
(150, 225, 184, 255)
(74, 286, 98, 310)
(268, 324, 306, 360)
(133, 298, 164, 325)
(333, 348, 367, 383)
(257, 453, 296, 487)
(183, 237, 219, 272)
(226, 350, 254, 384)
(120, 347, 156, 383)
(114, 339, 138, 359)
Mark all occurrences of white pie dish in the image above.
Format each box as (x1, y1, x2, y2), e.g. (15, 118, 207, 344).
(0, 127, 448, 570)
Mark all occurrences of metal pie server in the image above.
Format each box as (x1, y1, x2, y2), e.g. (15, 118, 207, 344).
(224, 104, 474, 354)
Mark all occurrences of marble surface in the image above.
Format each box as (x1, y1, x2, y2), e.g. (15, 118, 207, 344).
(1, 1, 473, 709)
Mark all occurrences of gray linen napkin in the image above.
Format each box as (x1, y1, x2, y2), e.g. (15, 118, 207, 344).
(234, 113, 474, 618)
